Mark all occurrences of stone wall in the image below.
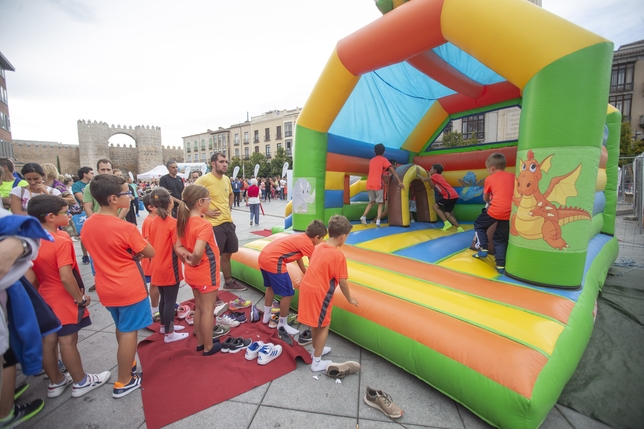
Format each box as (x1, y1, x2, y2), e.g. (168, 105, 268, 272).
(13, 140, 81, 176)
(163, 146, 185, 165)
(109, 144, 138, 175)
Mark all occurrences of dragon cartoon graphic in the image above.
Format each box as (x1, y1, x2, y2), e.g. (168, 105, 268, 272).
(510, 150, 591, 250)
(458, 171, 485, 201)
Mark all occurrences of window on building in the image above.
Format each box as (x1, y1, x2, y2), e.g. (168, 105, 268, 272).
(254, 146, 259, 153)
(244, 147, 250, 159)
(244, 132, 249, 144)
(610, 63, 635, 93)
(0, 86, 7, 104)
(285, 139, 292, 156)
(609, 94, 632, 123)
(285, 122, 293, 137)
(209, 137, 213, 149)
(187, 154, 191, 162)
(462, 114, 485, 141)
(277, 143, 282, 151)
(209, 152, 213, 158)
(444, 121, 453, 133)
(234, 133, 239, 145)
(201, 139, 206, 150)
(201, 153, 206, 161)
(254, 130, 259, 143)
(265, 145, 271, 157)
(235, 148, 239, 157)
(193, 140, 198, 150)
(0, 111, 10, 132)
(218, 135, 222, 145)
(222, 134, 227, 145)
(276, 126, 282, 140)
(265, 128, 270, 142)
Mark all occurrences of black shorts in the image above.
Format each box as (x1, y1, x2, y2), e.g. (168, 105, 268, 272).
(437, 197, 458, 213)
(213, 222, 238, 254)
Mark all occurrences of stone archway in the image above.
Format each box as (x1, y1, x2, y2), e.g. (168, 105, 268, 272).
(77, 120, 163, 174)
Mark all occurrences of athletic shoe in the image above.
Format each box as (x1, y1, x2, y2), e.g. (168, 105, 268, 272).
(472, 250, 488, 259)
(457, 226, 465, 232)
(258, 344, 282, 365)
(326, 361, 361, 379)
(268, 313, 279, 329)
(364, 386, 403, 419)
(229, 298, 252, 310)
(270, 299, 280, 314)
(221, 336, 235, 353)
(222, 281, 247, 291)
(131, 360, 137, 375)
(212, 324, 231, 339)
(44, 359, 67, 379)
(185, 311, 195, 325)
(113, 373, 142, 398)
(196, 337, 221, 352)
(152, 311, 161, 322)
(277, 326, 293, 346)
(287, 313, 299, 325)
(164, 332, 189, 343)
(228, 337, 251, 354)
(88, 285, 96, 292)
(0, 399, 44, 428)
(228, 311, 247, 323)
(497, 266, 505, 274)
(297, 329, 312, 346)
(214, 302, 229, 317)
(441, 221, 453, 231)
(47, 372, 73, 398)
(375, 219, 381, 228)
(72, 371, 111, 397)
(160, 325, 186, 334)
(14, 383, 29, 400)
(216, 314, 240, 327)
(360, 216, 367, 225)
(245, 341, 265, 360)
(176, 305, 191, 319)
(203, 342, 222, 356)
(249, 305, 262, 323)
(82, 255, 90, 265)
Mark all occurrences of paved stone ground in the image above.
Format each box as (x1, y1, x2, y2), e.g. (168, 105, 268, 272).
(16, 197, 636, 429)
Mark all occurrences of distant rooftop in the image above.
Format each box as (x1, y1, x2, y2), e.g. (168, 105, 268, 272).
(0, 51, 15, 72)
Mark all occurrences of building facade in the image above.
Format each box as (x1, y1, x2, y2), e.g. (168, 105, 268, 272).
(182, 107, 301, 162)
(0, 52, 15, 158)
(609, 39, 644, 142)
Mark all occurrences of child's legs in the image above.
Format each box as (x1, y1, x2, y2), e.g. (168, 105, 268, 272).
(433, 203, 448, 222)
(311, 325, 330, 358)
(362, 201, 375, 218)
(264, 286, 274, 307)
(279, 295, 292, 318)
(375, 202, 383, 221)
(58, 332, 84, 382)
(445, 212, 459, 227)
(150, 285, 160, 309)
(160, 284, 180, 333)
(158, 287, 166, 324)
(80, 240, 88, 257)
(199, 290, 218, 352)
(42, 333, 64, 384)
(192, 289, 204, 344)
(473, 212, 495, 249)
(115, 330, 138, 384)
(492, 220, 509, 267)
(0, 364, 17, 417)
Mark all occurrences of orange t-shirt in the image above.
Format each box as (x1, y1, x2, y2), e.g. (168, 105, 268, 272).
(141, 215, 154, 277)
(32, 230, 89, 325)
(366, 156, 391, 191)
(149, 215, 183, 287)
(258, 234, 315, 274)
(431, 173, 459, 200)
(297, 243, 348, 328)
(80, 214, 148, 306)
(484, 171, 515, 220)
(179, 216, 220, 288)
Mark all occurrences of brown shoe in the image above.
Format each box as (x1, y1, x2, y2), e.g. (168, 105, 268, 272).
(326, 361, 361, 379)
(222, 281, 247, 291)
(364, 386, 403, 419)
(88, 285, 96, 292)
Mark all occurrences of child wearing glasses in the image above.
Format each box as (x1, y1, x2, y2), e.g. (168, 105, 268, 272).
(80, 174, 155, 398)
(26, 194, 111, 398)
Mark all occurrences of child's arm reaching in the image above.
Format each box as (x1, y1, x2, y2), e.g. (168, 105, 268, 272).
(296, 258, 306, 275)
(338, 278, 358, 307)
(389, 166, 405, 190)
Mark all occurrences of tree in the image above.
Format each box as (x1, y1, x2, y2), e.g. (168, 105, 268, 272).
(270, 147, 292, 177)
(441, 131, 478, 148)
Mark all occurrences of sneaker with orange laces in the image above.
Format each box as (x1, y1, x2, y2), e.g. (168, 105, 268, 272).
(113, 373, 142, 399)
(268, 313, 279, 329)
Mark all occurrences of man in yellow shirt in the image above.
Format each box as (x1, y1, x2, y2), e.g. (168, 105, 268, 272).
(195, 153, 246, 291)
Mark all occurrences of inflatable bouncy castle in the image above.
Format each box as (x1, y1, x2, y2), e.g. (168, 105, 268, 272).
(232, 0, 619, 427)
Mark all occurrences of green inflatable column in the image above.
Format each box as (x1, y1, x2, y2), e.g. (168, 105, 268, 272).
(292, 125, 328, 231)
(602, 108, 621, 236)
(506, 43, 613, 288)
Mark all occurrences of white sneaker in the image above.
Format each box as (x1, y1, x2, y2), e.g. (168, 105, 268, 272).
(71, 371, 111, 398)
(245, 341, 266, 361)
(160, 325, 185, 334)
(258, 344, 282, 365)
(360, 216, 367, 225)
(164, 332, 189, 343)
(48, 372, 73, 398)
(214, 302, 229, 317)
(216, 314, 240, 327)
(375, 219, 381, 228)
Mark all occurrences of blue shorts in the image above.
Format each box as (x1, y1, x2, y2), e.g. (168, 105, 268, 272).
(261, 269, 294, 297)
(145, 276, 151, 284)
(106, 298, 153, 333)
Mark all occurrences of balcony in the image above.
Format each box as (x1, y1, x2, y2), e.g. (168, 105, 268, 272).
(234, 141, 240, 146)
(265, 153, 272, 159)
(610, 82, 634, 93)
(186, 147, 191, 153)
(243, 139, 249, 145)
(244, 155, 250, 160)
(254, 138, 259, 143)
(285, 149, 292, 157)
(264, 137, 270, 142)
(285, 131, 292, 137)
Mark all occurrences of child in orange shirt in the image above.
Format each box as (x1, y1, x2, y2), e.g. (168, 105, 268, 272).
(418, 163, 464, 232)
(27, 194, 111, 398)
(297, 215, 359, 372)
(175, 185, 223, 356)
(472, 153, 515, 274)
(258, 220, 327, 338)
(360, 143, 404, 227)
(148, 188, 188, 343)
(80, 175, 155, 398)
(140, 193, 160, 321)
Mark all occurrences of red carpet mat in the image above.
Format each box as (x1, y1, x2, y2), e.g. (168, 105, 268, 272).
(138, 292, 311, 429)
(250, 229, 273, 237)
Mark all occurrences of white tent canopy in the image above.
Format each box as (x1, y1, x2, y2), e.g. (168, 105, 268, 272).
(137, 163, 207, 181)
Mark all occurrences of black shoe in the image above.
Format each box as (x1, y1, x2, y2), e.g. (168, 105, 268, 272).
(203, 342, 222, 356)
(82, 256, 90, 265)
(197, 337, 220, 352)
(88, 285, 96, 292)
(14, 383, 29, 400)
(298, 329, 312, 346)
(278, 326, 294, 346)
(1, 399, 44, 427)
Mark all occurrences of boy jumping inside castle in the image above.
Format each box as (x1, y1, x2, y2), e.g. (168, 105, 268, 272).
(360, 143, 404, 227)
(418, 164, 464, 232)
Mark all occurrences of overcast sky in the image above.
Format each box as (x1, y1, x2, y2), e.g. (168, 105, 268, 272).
(2, 0, 642, 148)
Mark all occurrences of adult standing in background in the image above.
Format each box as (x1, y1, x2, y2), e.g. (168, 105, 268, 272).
(232, 177, 241, 207)
(72, 166, 93, 264)
(279, 176, 286, 200)
(195, 152, 246, 292)
(159, 161, 184, 218)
